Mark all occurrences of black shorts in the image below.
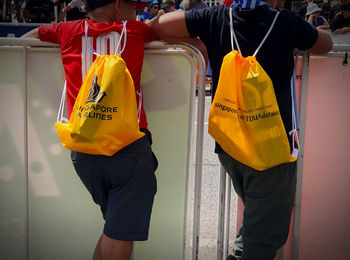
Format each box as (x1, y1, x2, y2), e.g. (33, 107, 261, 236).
(71, 136, 158, 241)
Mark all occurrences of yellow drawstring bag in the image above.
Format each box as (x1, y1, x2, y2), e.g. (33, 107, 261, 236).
(208, 10, 298, 171)
(55, 21, 144, 156)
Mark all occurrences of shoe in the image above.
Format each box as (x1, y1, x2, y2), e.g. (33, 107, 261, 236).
(226, 249, 243, 260)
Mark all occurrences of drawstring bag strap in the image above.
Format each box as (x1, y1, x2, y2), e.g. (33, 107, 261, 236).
(229, 7, 279, 56)
(229, 7, 242, 54)
(57, 81, 67, 123)
(252, 12, 279, 56)
(136, 89, 142, 123)
(116, 21, 127, 55)
(84, 20, 128, 56)
(84, 20, 99, 57)
(289, 70, 300, 159)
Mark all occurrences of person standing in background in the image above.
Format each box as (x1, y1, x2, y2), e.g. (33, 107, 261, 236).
(180, 0, 208, 11)
(23, 0, 55, 23)
(59, 0, 86, 21)
(306, 3, 330, 29)
(140, 0, 160, 22)
(328, 0, 350, 22)
(330, 2, 350, 34)
(162, 0, 176, 12)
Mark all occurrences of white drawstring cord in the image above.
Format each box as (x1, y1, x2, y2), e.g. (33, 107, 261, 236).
(229, 7, 242, 54)
(85, 20, 99, 57)
(57, 81, 67, 123)
(229, 7, 279, 57)
(289, 70, 300, 159)
(115, 21, 127, 55)
(252, 12, 279, 57)
(85, 19, 127, 56)
(136, 90, 142, 123)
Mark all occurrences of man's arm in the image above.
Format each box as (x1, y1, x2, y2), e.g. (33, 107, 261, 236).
(332, 26, 350, 34)
(307, 28, 333, 54)
(148, 10, 208, 64)
(21, 28, 39, 38)
(149, 10, 190, 39)
(60, 5, 72, 21)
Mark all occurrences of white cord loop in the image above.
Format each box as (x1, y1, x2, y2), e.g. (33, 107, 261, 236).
(229, 7, 279, 56)
(57, 81, 67, 123)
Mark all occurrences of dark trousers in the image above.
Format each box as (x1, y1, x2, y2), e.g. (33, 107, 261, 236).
(218, 153, 297, 260)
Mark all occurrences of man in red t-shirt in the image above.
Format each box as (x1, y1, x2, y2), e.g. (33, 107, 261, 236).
(22, 0, 160, 259)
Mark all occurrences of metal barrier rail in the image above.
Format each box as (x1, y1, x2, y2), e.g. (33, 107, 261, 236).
(0, 38, 206, 260)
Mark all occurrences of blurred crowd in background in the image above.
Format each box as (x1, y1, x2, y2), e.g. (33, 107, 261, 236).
(0, 0, 349, 35)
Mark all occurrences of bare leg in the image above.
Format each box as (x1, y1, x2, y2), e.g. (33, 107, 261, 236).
(93, 234, 132, 260)
(93, 235, 103, 260)
(101, 234, 133, 260)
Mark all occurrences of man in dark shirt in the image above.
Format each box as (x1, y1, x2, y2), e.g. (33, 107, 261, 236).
(331, 2, 350, 34)
(180, 0, 208, 10)
(23, 0, 55, 23)
(328, 0, 349, 22)
(150, 0, 332, 259)
(59, 0, 86, 21)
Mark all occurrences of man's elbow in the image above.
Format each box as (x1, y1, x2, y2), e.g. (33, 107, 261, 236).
(308, 29, 333, 54)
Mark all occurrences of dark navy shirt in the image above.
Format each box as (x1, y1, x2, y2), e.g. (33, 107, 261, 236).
(185, 5, 318, 153)
(331, 14, 350, 31)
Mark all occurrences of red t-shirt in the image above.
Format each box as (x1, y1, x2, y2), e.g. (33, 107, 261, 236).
(38, 19, 160, 131)
(223, 0, 233, 7)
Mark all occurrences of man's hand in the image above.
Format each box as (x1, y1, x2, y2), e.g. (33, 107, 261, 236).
(144, 9, 165, 26)
(308, 13, 317, 24)
(333, 26, 350, 34)
(309, 13, 317, 22)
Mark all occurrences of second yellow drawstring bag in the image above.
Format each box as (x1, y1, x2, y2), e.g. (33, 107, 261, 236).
(208, 9, 298, 171)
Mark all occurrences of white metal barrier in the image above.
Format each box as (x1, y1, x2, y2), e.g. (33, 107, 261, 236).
(0, 38, 206, 260)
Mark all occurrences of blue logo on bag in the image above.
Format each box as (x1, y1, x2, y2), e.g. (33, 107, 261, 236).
(86, 75, 106, 104)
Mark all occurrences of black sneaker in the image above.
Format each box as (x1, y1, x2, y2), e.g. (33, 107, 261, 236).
(226, 249, 243, 260)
